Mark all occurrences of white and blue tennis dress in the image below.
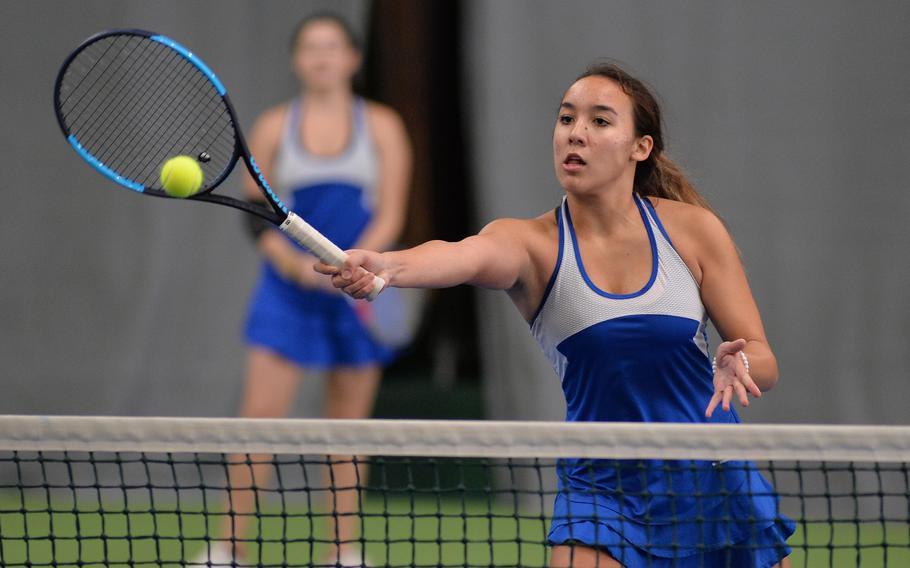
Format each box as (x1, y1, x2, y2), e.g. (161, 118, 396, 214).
(244, 97, 393, 367)
(533, 194, 794, 567)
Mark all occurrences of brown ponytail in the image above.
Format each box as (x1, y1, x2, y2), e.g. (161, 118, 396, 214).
(578, 62, 715, 213)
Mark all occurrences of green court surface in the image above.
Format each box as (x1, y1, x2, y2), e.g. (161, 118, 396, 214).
(1, 492, 908, 567)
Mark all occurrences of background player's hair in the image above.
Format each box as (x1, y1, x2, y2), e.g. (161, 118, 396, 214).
(578, 61, 714, 212)
(289, 12, 362, 51)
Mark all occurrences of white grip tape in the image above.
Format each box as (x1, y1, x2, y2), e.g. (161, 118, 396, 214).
(280, 212, 385, 301)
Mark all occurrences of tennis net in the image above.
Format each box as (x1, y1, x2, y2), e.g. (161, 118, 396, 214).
(0, 415, 908, 567)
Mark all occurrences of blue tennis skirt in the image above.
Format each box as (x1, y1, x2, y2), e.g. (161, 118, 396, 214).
(547, 459, 795, 568)
(244, 266, 395, 368)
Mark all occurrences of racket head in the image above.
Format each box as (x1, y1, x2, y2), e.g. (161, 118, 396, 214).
(54, 29, 240, 200)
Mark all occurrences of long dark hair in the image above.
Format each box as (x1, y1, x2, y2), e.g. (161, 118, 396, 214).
(577, 62, 714, 212)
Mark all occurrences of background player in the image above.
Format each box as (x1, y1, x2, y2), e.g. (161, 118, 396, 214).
(193, 12, 412, 567)
(318, 62, 793, 567)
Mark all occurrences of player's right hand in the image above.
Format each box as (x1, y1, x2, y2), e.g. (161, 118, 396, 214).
(314, 250, 387, 300)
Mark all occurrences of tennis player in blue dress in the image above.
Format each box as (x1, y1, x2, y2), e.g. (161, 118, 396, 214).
(319, 62, 794, 567)
(192, 13, 411, 568)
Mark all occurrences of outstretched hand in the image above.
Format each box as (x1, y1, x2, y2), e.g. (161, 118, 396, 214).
(314, 249, 388, 300)
(705, 338, 762, 417)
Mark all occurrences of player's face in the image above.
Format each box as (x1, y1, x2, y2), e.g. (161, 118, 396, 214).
(553, 76, 652, 195)
(292, 21, 361, 92)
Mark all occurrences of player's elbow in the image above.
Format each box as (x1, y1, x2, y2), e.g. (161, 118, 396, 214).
(759, 353, 780, 392)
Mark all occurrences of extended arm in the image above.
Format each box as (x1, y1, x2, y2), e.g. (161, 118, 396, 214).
(315, 219, 531, 298)
(695, 210, 779, 416)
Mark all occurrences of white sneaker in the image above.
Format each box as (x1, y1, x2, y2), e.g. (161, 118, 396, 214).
(186, 543, 237, 566)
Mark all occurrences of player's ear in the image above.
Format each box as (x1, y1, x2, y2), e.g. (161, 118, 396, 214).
(631, 135, 654, 162)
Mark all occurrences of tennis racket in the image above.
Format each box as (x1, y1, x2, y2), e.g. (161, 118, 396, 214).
(53, 28, 384, 299)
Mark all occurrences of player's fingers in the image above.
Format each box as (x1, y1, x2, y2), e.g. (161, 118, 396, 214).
(717, 339, 747, 356)
(733, 381, 749, 407)
(343, 272, 375, 298)
(351, 280, 375, 300)
(313, 262, 338, 275)
(705, 392, 722, 418)
(741, 373, 762, 398)
(343, 274, 372, 295)
(331, 273, 354, 289)
(332, 265, 364, 286)
(341, 250, 371, 276)
(722, 385, 733, 412)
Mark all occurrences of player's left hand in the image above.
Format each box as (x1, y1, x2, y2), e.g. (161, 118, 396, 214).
(705, 339, 762, 417)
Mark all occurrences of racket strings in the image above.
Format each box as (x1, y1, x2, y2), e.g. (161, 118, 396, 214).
(81, 41, 224, 186)
(111, 56, 217, 182)
(81, 41, 189, 167)
(59, 35, 133, 117)
(65, 38, 169, 155)
(58, 34, 236, 192)
(131, 75, 234, 185)
(65, 37, 151, 129)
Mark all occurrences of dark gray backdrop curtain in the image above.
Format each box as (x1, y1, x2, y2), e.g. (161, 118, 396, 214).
(0, 0, 369, 416)
(464, 1, 910, 425)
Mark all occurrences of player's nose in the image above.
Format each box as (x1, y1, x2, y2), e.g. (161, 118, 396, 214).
(568, 122, 587, 145)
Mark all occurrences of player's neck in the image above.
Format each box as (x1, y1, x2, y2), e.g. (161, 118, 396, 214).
(566, 183, 640, 236)
(303, 87, 353, 109)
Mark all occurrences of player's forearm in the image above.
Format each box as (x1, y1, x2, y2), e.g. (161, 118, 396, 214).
(258, 231, 300, 272)
(382, 240, 483, 289)
(742, 340, 779, 391)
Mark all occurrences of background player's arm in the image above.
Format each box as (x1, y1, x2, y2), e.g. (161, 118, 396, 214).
(244, 106, 329, 289)
(353, 104, 412, 252)
(696, 209, 779, 392)
(318, 218, 530, 296)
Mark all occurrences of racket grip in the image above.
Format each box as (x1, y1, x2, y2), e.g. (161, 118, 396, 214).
(279, 212, 385, 301)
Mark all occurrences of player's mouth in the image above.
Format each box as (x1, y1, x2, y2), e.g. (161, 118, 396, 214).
(562, 153, 587, 172)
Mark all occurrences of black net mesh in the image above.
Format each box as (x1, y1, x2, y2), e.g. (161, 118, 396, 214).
(0, 450, 908, 567)
(56, 34, 236, 193)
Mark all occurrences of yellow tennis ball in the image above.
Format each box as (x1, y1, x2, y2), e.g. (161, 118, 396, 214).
(160, 155, 203, 198)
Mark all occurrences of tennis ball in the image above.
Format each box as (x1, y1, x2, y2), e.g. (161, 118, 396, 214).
(160, 155, 203, 198)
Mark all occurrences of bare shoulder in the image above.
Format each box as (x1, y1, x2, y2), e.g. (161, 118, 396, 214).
(647, 197, 736, 282)
(364, 100, 406, 132)
(648, 196, 729, 243)
(482, 210, 560, 277)
(480, 210, 557, 242)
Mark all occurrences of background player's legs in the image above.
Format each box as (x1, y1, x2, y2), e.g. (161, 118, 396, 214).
(550, 544, 622, 568)
(223, 348, 302, 557)
(324, 365, 382, 561)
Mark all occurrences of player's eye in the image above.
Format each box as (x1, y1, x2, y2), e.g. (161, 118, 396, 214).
(594, 117, 611, 127)
(558, 115, 574, 125)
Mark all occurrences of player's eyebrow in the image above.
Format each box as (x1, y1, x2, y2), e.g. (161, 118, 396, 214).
(559, 102, 618, 115)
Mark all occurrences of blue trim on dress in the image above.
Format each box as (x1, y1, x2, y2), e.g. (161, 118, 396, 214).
(641, 195, 677, 248)
(641, 195, 704, 290)
(564, 193, 658, 299)
(529, 204, 565, 325)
